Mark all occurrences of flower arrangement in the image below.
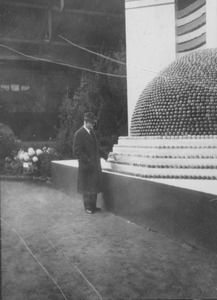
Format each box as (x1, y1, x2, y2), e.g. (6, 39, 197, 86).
(4, 146, 62, 178)
(16, 147, 43, 175)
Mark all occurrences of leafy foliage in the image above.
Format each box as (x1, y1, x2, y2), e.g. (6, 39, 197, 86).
(4, 155, 23, 176)
(37, 149, 63, 177)
(0, 133, 20, 159)
(2, 146, 63, 178)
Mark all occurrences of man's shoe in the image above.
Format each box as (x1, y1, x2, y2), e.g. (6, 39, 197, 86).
(85, 209, 94, 214)
(94, 207, 102, 212)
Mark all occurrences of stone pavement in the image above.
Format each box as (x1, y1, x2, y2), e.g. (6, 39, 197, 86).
(1, 180, 217, 300)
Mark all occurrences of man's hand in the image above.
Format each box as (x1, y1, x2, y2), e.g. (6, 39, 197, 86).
(107, 152, 117, 162)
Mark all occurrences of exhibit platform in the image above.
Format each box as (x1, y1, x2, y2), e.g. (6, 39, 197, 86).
(52, 159, 217, 253)
(51, 136, 217, 252)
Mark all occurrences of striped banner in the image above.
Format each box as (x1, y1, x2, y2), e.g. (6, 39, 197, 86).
(176, 0, 206, 54)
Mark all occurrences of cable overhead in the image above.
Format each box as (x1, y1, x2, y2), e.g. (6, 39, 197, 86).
(0, 44, 210, 85)
(0, 44, 127, 78)
(58, 35, 160, 75)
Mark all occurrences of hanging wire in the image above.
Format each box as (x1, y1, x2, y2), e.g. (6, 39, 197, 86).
(0, 44, 215, 87)
(59, 34, 160, 75)
(58, 35, 206, 84)
(0, 44, 127, 78)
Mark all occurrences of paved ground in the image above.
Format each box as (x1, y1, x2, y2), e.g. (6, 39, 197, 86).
(1, 180, 217, 300)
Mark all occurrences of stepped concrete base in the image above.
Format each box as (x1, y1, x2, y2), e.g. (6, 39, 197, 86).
(109, 136, 217, 179)
(52, 160, 217, 252)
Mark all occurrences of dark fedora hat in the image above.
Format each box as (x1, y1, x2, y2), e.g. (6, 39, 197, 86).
(84, 112, 97, 123)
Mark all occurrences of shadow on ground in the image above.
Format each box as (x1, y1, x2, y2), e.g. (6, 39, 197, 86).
(1, 180, 217, 300)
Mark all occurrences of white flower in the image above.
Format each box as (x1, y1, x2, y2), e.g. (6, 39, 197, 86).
(23, 162, 29, 169)
(18, 150, 25, 161)
(32, 156, 38, 163)
(28, 147, 35, 157)
(23, 153, 30, 162)
(36, 149, 43, 156)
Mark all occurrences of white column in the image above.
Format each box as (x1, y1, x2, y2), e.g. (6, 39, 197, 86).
(125, 0, 176, 133)
(206, 0, 217, 48)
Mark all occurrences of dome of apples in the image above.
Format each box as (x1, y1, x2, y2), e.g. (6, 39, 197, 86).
(130, 49, 217, 136)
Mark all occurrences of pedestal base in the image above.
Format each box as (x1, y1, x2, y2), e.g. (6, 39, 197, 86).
(52, 159, 217, 252)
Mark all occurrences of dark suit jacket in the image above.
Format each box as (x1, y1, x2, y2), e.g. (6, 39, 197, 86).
(73, 126, 107, 194)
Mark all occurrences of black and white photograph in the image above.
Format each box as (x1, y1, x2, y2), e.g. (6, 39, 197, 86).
(1, 0, 217, 299)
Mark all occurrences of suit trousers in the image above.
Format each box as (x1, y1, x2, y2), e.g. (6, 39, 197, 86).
(83, 193, 97, 210)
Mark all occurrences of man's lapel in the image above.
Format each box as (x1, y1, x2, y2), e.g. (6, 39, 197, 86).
(90, 130, 97, 145)
(83, 127, 95, 144)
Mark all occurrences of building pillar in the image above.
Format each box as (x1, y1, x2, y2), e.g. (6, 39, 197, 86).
(125, 0, 176, 133)
(206, 0, 217, 48)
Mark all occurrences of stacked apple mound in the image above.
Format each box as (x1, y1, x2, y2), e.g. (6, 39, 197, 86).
(105, 50, 217, 180)
(130, 49, 217, 137)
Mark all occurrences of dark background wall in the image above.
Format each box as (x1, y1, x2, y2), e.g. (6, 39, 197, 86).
(0, 0, 126, 141)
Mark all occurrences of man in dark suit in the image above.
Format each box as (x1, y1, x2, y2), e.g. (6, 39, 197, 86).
(73, 112, 108, 214)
